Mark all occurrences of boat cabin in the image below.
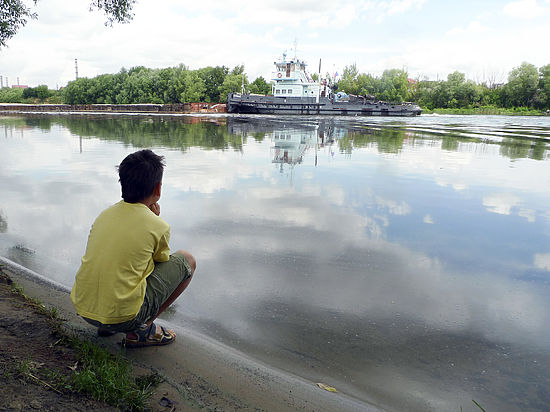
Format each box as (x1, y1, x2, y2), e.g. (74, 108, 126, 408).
(271, 53, 320, 98)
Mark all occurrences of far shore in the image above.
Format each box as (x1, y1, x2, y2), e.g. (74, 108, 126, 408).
(2, 102, 550, 117)
(0, 102, 227, 115)
(0, 255, 380, 412)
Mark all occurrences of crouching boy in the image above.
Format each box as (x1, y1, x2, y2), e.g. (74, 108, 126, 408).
(70, 149, 196, 347)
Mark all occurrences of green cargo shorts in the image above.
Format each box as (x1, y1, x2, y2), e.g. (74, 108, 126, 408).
(83, 253, 192, 333)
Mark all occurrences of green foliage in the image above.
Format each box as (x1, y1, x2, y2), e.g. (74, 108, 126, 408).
(337, 65, 411, 102)
(60, 64, 259, 104)
(4, 59, 550, 110)
(69, 337, 157, 410)
(336, 61, 550, 111)
(197, 66, 229, 102)
(0, 0, 38, 47)
(0, 86, 24, 102)
(248, 76, 271, 95)
(537, 64, 550, 109)
(180, 70, 206, 102)
(89, 0, 136, 26)
(503, 62, 539, 108)
(219, 72, 248, 99)
(22, 85, 52, 101)
(1, 1, 136, 48)
(380, 69, 409, 102)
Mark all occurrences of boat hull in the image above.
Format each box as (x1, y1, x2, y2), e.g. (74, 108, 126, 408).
(227, 93, 422, 116)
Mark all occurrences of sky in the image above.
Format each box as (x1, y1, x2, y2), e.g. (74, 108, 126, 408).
(1, 0, 550, 89)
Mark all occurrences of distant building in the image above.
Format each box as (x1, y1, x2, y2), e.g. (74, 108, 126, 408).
(12, 85, 28, 89)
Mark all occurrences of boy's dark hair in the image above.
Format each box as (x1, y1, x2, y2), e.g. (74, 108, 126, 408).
(118, 149, 165, 203)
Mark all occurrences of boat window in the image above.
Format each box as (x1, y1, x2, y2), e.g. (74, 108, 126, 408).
(288, 89, 292, 94)
(282, 89, 286, 94)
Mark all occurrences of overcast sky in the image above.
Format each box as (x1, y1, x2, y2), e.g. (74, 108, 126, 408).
(1, 0, 550, 89)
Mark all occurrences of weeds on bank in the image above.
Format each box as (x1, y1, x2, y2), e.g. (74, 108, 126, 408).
(61, 334, 162, 410)
(2, 270, 161, 411)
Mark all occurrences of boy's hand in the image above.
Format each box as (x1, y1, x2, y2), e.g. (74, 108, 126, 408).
(149, 202, 161, 216)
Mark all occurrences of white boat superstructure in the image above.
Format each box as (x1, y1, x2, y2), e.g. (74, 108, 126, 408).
(271, 52, 322, 100)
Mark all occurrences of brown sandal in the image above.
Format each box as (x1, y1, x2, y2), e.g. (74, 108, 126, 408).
(122, 322, 176, 348)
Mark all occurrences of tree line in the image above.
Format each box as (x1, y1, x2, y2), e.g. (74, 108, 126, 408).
(1, 61, 549, 111)
(337, 61, 550, 111)
(0, 64, 271, 105)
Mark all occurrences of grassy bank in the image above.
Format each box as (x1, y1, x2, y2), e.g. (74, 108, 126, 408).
(0, 265, 162, 411)
(422, 106, 548, 116)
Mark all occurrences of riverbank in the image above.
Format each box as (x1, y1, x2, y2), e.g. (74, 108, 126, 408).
(0, 257, 379, 412)
(2, 103, 549, 116)
(0, 103, 227, 114)
(424, 106, 549, 116)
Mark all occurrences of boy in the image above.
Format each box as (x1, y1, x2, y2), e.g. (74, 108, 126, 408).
(70, 149, 196, 347)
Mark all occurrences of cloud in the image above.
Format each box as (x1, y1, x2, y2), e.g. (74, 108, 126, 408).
(376, 196, 412, 215)
(447, 20, 488, 36)
(483, 193, 520, 215)
(362, 0, 428, 23)
(534, 253, 550, 271)
(503, 0, 549, 18)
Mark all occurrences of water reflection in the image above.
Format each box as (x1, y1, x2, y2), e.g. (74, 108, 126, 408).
(1, 114, 550, 411)
(2, 114, 549, 162)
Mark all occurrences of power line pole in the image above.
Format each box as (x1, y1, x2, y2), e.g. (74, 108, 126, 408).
(75, 58, 79, 80)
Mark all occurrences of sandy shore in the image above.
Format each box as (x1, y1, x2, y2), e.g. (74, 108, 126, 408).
(0, 256, 381, 412)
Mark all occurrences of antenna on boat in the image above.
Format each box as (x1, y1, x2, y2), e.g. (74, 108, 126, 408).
(293, 38, 298, 60)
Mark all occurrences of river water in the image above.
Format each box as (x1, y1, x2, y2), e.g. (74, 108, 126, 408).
(1, 113, 550, 411)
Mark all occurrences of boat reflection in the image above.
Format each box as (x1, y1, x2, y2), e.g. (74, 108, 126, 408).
(271, 128, 313, 170)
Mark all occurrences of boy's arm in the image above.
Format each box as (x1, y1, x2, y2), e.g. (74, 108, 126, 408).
(150, 203, 170, 262)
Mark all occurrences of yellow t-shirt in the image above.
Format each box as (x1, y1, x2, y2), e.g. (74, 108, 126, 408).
(70, 201, 170, 324)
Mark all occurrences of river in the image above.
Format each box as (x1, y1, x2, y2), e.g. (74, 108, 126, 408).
(1, 113, 549, 411)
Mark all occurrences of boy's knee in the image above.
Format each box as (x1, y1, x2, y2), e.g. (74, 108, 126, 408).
(175, 249, 196, 274)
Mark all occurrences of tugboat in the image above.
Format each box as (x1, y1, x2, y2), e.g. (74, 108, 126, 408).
(227, 52, 422, 116)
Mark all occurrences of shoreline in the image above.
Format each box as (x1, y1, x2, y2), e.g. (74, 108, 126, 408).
(1, 103, 549, 117)
(0, 103, 227, 114)
(0, 256, 381, 412)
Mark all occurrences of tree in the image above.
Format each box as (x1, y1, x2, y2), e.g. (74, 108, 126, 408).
(248, 76, 271, 95)
(337, 64, 360, 95)
(538, 64, 550, 109)
(197, 66, 228, 102)
(22, 84, 51, 100)
(505, 62, 539, 107)
(0, 0, 136, 47)
(0, 0, 37, 47)
(181, 71, 206, 102)
(379, 69, 409, 102)
(219, 73, 247, 99)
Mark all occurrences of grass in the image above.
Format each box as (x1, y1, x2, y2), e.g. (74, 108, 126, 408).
(422, 106, 546, 116)
(63, 335, 162, 410)
(3, 269, 162, 411)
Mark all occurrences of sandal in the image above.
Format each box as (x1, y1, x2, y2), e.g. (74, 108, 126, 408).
(122, 322, 176, 348)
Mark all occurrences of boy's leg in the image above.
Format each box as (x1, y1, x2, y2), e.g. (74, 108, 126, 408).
(146, 249, 196, 325)
(125, 249, 196, 344)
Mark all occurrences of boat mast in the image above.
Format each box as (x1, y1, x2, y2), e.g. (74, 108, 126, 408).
(317, 58, 321, 103)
